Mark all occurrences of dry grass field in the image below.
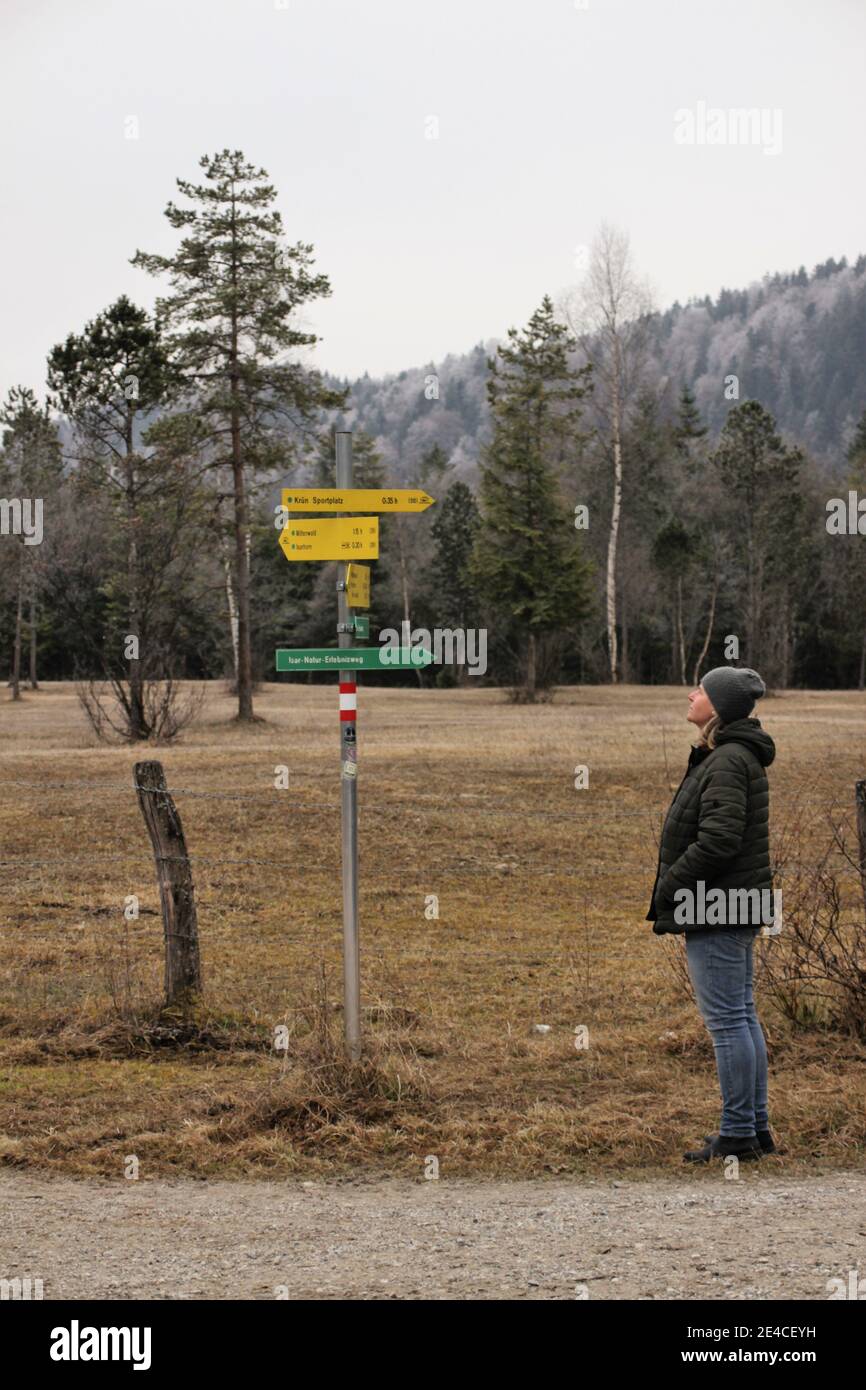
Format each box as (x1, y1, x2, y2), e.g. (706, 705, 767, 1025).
(0, 679, 864, 1182)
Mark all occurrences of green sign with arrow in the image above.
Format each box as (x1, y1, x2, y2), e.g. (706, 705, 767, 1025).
(276, 646, 434, 672)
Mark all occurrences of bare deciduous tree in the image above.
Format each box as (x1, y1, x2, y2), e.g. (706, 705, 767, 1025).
(561, 224, 654, 682)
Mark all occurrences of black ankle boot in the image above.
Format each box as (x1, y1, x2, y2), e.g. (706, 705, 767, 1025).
(704, 1128, 776, 1154)
(685, 1133, 762, 1163)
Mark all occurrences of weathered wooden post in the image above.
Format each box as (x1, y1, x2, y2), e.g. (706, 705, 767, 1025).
(856, 780, 866, 926)
(134, 760, 202, 1006)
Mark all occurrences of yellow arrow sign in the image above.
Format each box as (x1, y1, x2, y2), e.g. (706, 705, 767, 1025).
(279, 517, 379, 561)
(346, 563, 371, 607)
(282, 488, 435, 513)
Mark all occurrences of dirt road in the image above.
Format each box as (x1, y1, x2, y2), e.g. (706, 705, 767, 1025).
(2, 1168, 864, 1300)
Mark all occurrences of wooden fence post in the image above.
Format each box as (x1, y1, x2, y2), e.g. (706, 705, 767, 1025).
(856, 780, 866, 926)
(134, 760, 202, 1006)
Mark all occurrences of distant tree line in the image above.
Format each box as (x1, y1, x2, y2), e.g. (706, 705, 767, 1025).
(2, 155, 865, 730)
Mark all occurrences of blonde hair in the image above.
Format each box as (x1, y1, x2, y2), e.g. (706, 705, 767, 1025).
(698, 714, 724, 750)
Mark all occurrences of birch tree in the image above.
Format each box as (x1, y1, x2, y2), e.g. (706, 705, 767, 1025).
(563, 224, 653, 682)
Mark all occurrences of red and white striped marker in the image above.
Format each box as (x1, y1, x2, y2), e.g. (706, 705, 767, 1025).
(339, 679, 357, 722)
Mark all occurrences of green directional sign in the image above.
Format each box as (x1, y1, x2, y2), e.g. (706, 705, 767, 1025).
(276, 646, 434, 672)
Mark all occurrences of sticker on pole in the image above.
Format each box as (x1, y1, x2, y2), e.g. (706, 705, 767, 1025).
(346, 563, 371, 608)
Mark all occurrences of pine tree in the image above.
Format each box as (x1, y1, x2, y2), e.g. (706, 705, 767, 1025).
(399, 443, 453, 676)
(47, 297, 176, 737)
(431, 479, 480, 632)
(710, 400, 804, 677)
(132, 150, 347, 720)
(472, 296, 593, 699)
(622, 390, 674, 521)
(0, 388, 62, 697)
(673, 383, 707, 459)
(845, 407, 866, 481)
(418, 443, 451, 490)
(651, 517, 696, 683)
(615, 391, 675, 681)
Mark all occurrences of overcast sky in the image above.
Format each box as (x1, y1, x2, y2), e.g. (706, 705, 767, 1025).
(2, 0, 864, 398)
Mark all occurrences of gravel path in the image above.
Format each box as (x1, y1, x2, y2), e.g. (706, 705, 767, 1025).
(2, 1169, 864, 1300)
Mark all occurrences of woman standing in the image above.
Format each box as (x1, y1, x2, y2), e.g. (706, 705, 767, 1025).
(646, 666, 777, 1163)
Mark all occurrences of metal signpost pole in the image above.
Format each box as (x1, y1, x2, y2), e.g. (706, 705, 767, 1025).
(335, 431, 361, 1060)
(276, 470, 435, 1058)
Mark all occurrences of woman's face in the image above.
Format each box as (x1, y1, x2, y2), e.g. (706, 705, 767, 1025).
(687, 684, 716, 726)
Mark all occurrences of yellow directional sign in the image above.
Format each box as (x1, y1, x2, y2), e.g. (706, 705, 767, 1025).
(346, 563, 371, 608)
(282, 488, 435, 514)
(279, 517, 379, 562)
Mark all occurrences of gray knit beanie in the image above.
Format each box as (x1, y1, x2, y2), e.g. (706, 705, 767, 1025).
(700, 666, 766, 723)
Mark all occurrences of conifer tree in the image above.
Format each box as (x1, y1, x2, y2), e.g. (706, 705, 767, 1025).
(418, 443, 451, 490)
(845, 408, 866, 480)
(673, 383, 708, 459)
(132, 150, 347, 720)
(651, 516, 695, 683)
(710, 400, 805, 675)
(472, 296, 593, 699)
(47, 297, 175, 737)
(0, 388, 61, 697)
(431, 479, 479, 635)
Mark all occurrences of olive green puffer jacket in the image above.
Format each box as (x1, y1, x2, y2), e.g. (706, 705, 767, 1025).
(646, 717, 775, 936)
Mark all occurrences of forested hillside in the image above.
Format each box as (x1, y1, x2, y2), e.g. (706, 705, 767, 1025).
(325, 256, 866, 481)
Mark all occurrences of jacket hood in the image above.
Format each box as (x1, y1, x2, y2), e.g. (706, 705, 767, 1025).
(714, 717, 776, 767)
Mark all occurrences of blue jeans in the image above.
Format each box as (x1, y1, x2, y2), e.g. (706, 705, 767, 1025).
(685, 927, 769, 1138)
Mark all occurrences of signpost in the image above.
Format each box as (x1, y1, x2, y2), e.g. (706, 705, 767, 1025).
(282, 488, 435, 513)
(278, 517, 379, 561)
(276, 646, 433, 672)
(277, 433, 436, 1060)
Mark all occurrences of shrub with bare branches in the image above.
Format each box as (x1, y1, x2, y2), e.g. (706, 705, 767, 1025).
(756, 787, 866, 1036)
(77, 675, 205, 743)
